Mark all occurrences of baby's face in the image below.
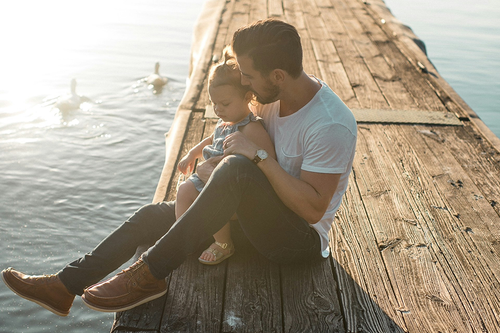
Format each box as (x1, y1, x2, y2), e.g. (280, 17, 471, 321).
(208, 85, 250, 124)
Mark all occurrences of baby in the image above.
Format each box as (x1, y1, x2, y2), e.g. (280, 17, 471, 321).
(176, 47, 276, 265)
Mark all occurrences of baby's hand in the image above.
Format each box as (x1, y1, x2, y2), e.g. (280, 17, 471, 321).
(178, 154, 195, 175)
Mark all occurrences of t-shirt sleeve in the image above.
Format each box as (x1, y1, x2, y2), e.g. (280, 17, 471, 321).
(301, 123, 356, 174)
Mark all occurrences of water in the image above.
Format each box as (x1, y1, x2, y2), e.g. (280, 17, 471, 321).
(0, 1, 203, 332)
(0, 0, 499, 332)
(383, 0, 500, 137)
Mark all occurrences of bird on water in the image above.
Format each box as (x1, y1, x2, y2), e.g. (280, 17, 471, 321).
(54, 79, 91, 112)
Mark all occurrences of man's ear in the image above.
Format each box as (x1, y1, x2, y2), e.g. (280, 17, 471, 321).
(271, 69, 286, 83)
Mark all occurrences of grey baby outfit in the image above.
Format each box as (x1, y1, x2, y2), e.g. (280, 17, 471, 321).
(188, 112, 261, 192)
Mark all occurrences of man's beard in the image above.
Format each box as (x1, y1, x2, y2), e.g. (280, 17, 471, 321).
(253, 79, 280, 104)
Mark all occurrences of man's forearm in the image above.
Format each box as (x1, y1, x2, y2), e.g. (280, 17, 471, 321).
(257, 158, 337, 224)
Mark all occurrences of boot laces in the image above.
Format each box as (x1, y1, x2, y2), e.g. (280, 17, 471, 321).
(118, 259, 144, 277)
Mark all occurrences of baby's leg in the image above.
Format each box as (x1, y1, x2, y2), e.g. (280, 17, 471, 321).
(213, 222, 232, 245)
(199, 222, 234, 264)
(175, 181, 199, 219)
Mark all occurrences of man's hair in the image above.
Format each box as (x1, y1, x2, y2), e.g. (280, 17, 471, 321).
(232, 19, 303, 78)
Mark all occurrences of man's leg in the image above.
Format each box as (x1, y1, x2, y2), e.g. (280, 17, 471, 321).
(144, 154, 322, 278)
(2, 201, 177, 316)
(59, 201, 177, 295)
(82, 155, 323, 313)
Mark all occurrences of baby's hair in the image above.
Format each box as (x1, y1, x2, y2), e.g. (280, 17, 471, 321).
(208, 46, 252, 98)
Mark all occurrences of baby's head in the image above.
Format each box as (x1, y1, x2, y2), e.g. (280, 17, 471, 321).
(208, 46, 251, 97)
(208, 47, 254, 123)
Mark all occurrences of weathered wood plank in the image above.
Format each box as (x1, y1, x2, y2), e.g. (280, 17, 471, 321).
(249, 0, 268, 22)
(392, 125, 500, 330)
(323, 4, 417, 110)
(112, 294, 167, 332)
(283, 0, 321, 78)
(353, 125, 473, 332)
(313, 0, 388, 110)
(113, 330, 158, 333)
(196, 0, 251, 111)
(299, 0, 320, 16)
(331, 179, 407, 332)
(225, 0, 251, 46)
(314, 0, 333, 8)
(343, 0, 445, 112)
(115, 0, 500, 332)
(164, 112, 206, 201)
(284, 0, 358, 107)
(281, 259, 345, 332)
(441, 123, 500, 217)
(268, 0, 284, 18)
(160, 256, 227, 333)
(311, 39, 359, 108)
(222, 240, 282, 332)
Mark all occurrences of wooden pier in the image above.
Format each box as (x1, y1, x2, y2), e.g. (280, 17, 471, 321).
(112, 0, 500, 332)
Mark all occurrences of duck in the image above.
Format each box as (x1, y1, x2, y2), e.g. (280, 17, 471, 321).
(55, 79, 91, 112)
(146, 62, 168, 92)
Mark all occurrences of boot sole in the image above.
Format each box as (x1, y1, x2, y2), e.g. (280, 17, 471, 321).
(81, 288, 168, 313)
(1, 270, 70, 317)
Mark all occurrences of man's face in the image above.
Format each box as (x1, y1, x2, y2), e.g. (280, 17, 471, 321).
(236, 55, 280, 104)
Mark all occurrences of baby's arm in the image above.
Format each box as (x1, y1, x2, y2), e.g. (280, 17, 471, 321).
(239, 121, 277, 160)
(178, 135, 214, 175)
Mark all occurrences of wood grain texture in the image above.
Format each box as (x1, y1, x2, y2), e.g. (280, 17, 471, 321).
(222, 244, 282, 333)
(249, 0, 268, 22)
(315, 0, 389, 110)
(160, 256, 226, 333)
(164, 112, 207, 201)
(112, 295, 167, 332)
(332, 178, 407, 332)
(268, 0, 284, 18)
(343, 0, 445, 112)
(325, 3, 417, 110)
(281, 259, 345, 332)
(353, 125, 473, 332)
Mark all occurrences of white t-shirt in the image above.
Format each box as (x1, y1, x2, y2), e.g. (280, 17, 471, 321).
(251, 79, 357, 258)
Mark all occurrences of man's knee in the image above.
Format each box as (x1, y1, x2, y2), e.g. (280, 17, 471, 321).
(129, 202, 175, 227)
(217, 154, 254, 174)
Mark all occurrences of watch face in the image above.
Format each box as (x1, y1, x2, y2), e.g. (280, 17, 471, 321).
(257, 149, 268, 159)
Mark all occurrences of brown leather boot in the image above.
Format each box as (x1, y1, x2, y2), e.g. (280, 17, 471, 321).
(81, 258, 167, 312)
(1, 268, 75, 316)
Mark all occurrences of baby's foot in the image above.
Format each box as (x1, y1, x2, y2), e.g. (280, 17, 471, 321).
(198, 241, 235, 265)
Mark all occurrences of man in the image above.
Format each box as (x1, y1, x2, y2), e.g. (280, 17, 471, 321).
(2, 18, 356, 315)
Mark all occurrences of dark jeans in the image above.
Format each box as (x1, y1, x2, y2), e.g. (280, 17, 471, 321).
(58, 155, 322, 295)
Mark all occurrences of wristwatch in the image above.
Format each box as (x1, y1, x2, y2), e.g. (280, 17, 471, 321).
(252, 149, 268, 164)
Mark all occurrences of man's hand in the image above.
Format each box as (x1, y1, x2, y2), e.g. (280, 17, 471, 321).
(223, 131, 259, 160)
(196, 155, 224, 183)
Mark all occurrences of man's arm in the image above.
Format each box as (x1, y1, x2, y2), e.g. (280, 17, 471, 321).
(258, 158, 340, 224)
(222, 131, 340, 224)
